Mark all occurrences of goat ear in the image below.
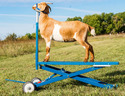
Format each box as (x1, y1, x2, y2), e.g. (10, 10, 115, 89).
(40, 4, 47, 11)
(48, 5, 51, 12)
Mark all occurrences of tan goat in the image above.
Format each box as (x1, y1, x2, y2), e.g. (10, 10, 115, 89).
(32, 2, 96, 62)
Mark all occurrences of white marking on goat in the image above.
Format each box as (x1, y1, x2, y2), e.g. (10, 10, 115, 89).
(46, 53, 50, 56)
(73, 32, 77, 39)
(41, 35, 45, 39)
(46, 41, 51, 48)
(83, 46, 86, 49)
(91, 29, 96, 36)
(50, 35, 52, 40)
(52, 24, 64, 41)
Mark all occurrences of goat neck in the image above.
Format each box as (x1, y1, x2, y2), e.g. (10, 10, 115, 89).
(39, 12, 49, 23)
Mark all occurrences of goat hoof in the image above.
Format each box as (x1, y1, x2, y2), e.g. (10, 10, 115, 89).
(84, 59, 88, 62)
(43, 59, 49, 62)
(90, 59, 94, 62)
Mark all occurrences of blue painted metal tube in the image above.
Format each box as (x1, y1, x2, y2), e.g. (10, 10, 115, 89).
(45, 73, 57, 81)
(35, 67, 106, 88)
(71, 75, 113, 88)
(40, 65, 115, 88)
(36, 11, 39, 70)
(73, 75, 115, 88)
(41, 65, 102, 84)
(41, 65, 103, 77)
(5, 79, 25, 83)
(35, 75, 68, 87)
(39, 61, 119, 65)
(36, 74, 108, 88)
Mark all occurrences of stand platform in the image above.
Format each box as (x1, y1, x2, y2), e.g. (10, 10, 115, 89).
(38, 61, 119, 65)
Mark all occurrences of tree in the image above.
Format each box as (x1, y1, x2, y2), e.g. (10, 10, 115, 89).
(66, 16, 82, 22)
(112, 16, 124, 33)
(5, 33, 17, 41)
(26, 33, 32, 39)
(106, 24, 113, 34)
(83, 12, 124, 34)
(31, 33, 36, 39)
(83, 14, 103, 35)
(115, 12, 125, 23)
(100, 13, 114, 34)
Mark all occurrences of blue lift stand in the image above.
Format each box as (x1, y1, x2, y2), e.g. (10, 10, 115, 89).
(6, 61, 119, 93)
(35, 62, 119, 89)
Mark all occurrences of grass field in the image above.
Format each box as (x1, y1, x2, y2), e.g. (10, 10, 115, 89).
(0, 34, 125, 96)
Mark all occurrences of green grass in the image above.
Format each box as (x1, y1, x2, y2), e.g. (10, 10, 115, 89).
(0, 34, 125, 96)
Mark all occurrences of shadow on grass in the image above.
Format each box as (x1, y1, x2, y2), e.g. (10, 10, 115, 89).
(105, 70, 125, 76)
(35, 79, 95, 92)
(59, 80, 89, 87)
(100, 70, 125, 84)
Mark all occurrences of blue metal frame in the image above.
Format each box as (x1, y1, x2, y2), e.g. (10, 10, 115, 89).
(33, 65, 117, 89)
(38, 61, 119, 66)
(5, 7, 119, 91)
(36, 11, 39, 70)
(5, 79, 25, 83)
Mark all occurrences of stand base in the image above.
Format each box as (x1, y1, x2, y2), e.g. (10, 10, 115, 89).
(6, 62, 119, 93)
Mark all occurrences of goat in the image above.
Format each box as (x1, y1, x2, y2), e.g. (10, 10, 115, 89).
(32, 2, 96, 62)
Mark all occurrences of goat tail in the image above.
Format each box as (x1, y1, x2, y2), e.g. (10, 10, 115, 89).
(88, 25, 96, 36)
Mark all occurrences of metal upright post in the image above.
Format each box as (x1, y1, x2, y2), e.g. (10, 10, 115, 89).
(36, 11, 39, 70)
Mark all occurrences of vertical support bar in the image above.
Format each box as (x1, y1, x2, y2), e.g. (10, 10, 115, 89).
(36, 11, 39, 70)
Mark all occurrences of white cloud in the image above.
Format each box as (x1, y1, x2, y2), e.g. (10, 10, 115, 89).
(0, 14, 34, 17)
(0, 0, 53, 3)
(0, 0, 104, 3)
(54, 7, 101, 14)
(0, 14, 72, 21)
(86, 0, 104, 1)
(0, 14, 71, 18)
(0, 22, 35, 40)
(50, 15, 73, 19)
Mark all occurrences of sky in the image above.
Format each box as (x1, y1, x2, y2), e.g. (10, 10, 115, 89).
(0, 0, 125, 40)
